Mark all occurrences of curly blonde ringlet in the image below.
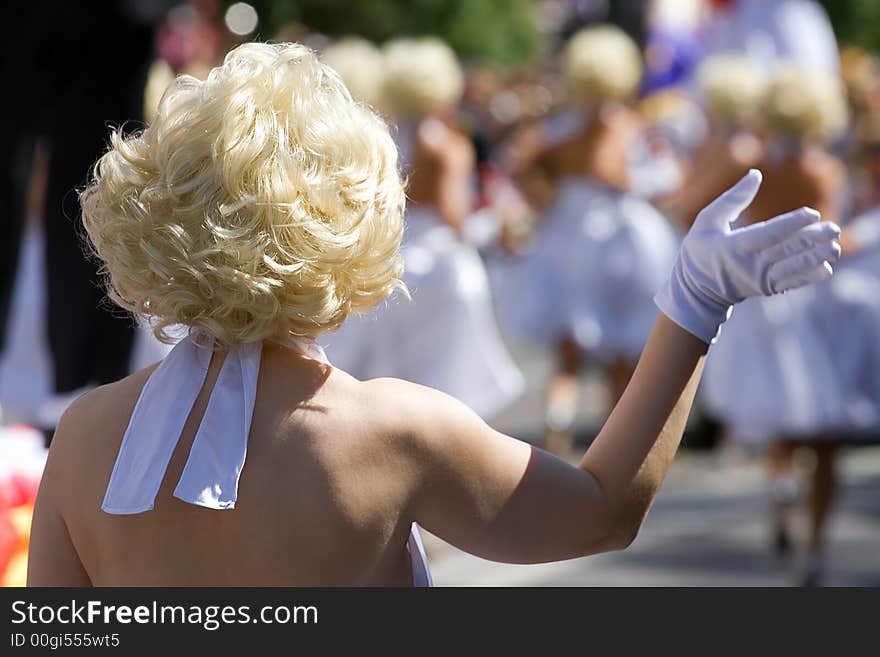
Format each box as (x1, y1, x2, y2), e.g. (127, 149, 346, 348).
(564, 25, 642, 106)
(81, 42, 406, 347)
(761, 65, 848, 143)
(697, 54, 766, 127)
(382, 37, 464, 116)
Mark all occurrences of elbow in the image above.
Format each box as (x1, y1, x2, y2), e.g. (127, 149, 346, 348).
(577, 468, 655, 555)
(612, 517, 643, 551)
(599, 517, 643, 553)
(593, 502, 650, 554)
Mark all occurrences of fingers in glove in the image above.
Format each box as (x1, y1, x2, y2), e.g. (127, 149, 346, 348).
(758, 221, 841, 261)
(772, 261, 834, 293)
(695, 169, 763, 231)
(735, 207, 825, 252)
(767, 241, 841, 293)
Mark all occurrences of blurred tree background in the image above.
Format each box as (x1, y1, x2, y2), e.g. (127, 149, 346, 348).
(242, 0, 539, 64)
(232, 0, 880, 65)
(819, 0, 880, 53)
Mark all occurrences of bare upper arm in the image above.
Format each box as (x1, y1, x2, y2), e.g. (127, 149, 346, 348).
(26, 371, 150, 587)
(372, 379, 616, 564)
(27, 488, 92, 586)
(27, 395, 97, 586)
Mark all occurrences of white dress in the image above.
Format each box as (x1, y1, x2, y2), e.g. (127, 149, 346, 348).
(841, 205, 880, 282)
(497, 178, 680, 362)
(323, 206, 524, 420)
(702, 268, 880, 444)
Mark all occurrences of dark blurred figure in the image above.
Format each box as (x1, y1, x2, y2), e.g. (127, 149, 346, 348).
(0, 4, 43, 354)
(2, 1, 172, 398)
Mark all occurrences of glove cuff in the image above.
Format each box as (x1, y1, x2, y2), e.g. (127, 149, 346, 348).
(654, 261, 732, 344)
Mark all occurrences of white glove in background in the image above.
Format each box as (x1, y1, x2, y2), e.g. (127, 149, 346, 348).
(655, 169, 841, 344)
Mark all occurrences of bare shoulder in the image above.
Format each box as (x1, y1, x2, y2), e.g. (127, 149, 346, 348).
(352, 375, 502, 461)
(57, 366, 156, 443)
(44, 365, 158, 495)
(358, 376, 478, 427)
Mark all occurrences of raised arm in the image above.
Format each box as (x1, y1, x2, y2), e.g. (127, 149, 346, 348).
(403, 313, 704, 563)
(406, 170, 841, 564)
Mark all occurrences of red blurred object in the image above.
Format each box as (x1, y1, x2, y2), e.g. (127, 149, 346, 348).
(0, 478, 14, 511)
(0, 514, 16, 575)
(10, 473, 40, 508)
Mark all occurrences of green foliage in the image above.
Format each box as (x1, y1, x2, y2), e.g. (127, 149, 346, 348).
(819, 0, 880, 52)
(237, 0, 539, 64)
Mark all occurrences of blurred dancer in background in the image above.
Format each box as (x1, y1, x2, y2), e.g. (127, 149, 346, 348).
(659, 54, 766, 229)
(144, 1, 225, 123)
(320, 37, 388, 111)
(839, 49, 880, 270)
(703, 0, 839, 76)
(503, 26, 678, 456)
(701, 65, 880, 585)
(322, 38, 524, 420)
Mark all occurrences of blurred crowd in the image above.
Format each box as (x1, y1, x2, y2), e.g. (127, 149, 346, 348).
(3, 0, 880, 586)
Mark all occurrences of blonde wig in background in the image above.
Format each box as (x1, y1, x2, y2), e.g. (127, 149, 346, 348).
(697, 54, 767, 127)
(382, 37, 464, 116)
(82, 42, 406, 346)
(321, 37, 387, 109)
(761, 64, 849, 143)
(563, 25, 642, 106)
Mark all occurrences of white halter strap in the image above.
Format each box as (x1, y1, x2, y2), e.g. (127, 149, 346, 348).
(101, 334, 431, 586)
(102, 335, 327, 513)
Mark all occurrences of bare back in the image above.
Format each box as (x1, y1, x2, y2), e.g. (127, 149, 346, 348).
(37, 342, 422, 586)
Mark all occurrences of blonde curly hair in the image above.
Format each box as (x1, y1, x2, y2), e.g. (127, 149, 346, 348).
(82, 42, 406, 346)
(761, 64, 848, 143)
(382, 37, 464, 116)
(563, 25, 642, 106)
(697, 54, 766, 126)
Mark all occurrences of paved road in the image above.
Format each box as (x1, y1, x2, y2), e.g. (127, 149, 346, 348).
(421, 446, 880, 586)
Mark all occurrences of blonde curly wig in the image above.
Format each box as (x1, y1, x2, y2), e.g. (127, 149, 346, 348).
(82, 42, 406, 346)
(761, 64, 848, 143)
(321, 37, 387, 110)
(697, 54, 766, 126)
(382, 37, 464, 116)
(563, 25, 642, 106)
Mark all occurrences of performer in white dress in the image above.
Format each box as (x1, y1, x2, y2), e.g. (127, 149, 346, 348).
(701, 65, 869, 584)
(503, 26, 679, 455)
(322, 37, 524, 420)
(25, 41, 840, 587)
(658, 54, 767, 230)
(839, 98, 880, 282)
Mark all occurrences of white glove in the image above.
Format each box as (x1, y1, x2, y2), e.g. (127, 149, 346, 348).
(655, 169, 841, 343)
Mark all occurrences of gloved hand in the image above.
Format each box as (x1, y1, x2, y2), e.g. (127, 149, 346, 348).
(655, 169, 841, 344)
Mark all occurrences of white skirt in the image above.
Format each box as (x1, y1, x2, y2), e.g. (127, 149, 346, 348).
(702, 268, 880, 444)
(322, 207, 524, 419)
(496, 178, 679, 362)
